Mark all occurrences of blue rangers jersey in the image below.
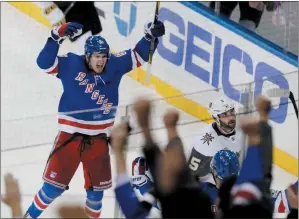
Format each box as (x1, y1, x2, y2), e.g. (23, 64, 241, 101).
(201, 180, 299, 214)
(36, 36, 157, 135)
(131, 174, 154, 196)
(271, 181, 298, 213)
(115, 173, 161, 219)
(200, 182, 219, 213)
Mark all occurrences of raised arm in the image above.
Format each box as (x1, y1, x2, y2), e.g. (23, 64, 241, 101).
(111, 123, 158, 219)
(271, 181, 298, 213)
(112, 21, 165, 75)
(228, 96, 273, 217)
(36, 22, 82, 75)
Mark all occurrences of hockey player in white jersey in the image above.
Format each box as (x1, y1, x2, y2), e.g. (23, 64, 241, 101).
(188, 96, 243, 184)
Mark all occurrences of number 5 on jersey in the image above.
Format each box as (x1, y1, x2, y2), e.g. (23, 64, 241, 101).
(189, 157, 201, 171)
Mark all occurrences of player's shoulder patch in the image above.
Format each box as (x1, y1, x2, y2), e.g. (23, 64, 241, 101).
(200, 132, 214, 146)
(114, 51, 127, 57)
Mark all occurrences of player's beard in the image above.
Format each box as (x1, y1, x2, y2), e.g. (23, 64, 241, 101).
(218, 119, 236, 134)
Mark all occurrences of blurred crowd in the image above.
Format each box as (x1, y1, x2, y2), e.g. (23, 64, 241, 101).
(37, 1, 284, 35)
(2, 95, 298, 218)
(209, 1, 282, 31)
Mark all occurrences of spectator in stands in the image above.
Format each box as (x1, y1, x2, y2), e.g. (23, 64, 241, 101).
(221, 96, 273, 217)
(131, 156, 161, 211)
(1, 173, 23, 218)
(110, 123, 161, 219)
(209, 1, 281, 31)
(1, 173, 89, 218)
(133, 99, 214, 218)
(286, 184, 298, 218)
(2, 96, 297, 219)
(57, 205, 88, 218)
(131, 95, 298, 219)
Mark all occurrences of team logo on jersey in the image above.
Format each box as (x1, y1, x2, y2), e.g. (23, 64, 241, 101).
(201, 133, 214, 145)
(50, 171, 57, 179)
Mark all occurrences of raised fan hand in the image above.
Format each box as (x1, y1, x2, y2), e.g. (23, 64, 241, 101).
(1, 173, 22, 217)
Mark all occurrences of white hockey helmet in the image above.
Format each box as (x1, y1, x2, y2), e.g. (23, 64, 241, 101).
(208, 96, 235, 119)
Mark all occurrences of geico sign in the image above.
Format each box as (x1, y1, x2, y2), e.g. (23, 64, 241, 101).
(157, 7, 290, 124)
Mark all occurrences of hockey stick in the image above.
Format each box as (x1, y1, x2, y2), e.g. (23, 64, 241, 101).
(266, 88, 298, 118)
(145, 1, 160, 85)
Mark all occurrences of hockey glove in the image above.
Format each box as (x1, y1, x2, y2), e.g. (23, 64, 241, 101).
(144, 20, 165, 41)
(50, 22, 83, 44)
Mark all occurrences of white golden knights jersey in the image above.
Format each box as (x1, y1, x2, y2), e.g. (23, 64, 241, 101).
(188, 122, 243, 184)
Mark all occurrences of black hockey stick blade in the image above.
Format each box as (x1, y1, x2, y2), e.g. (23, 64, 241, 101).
(289, 91, 298, 119)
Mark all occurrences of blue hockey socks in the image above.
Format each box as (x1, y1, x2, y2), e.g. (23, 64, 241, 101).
(85, 190, 103, 218)
(24, 182, 64, 218)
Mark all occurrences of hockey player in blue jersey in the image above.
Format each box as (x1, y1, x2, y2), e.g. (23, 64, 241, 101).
(131, 157, 160, 210)
(131, 157, 153, 198)
(221, 96, 298, 218)
(24, 21, 165, 218)
(206, 151, 298, 215)
(200, 149, 240, 213)
(270, 180, 298, 214)
(110, 123, 161, 219)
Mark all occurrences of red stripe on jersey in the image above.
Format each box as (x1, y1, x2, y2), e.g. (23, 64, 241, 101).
(233, 190, 257, 201)
(132, 160, 137, 175)
(46, 64, 58, 74)
(133, 49, 142, 68)
(34, 194, 48, 210)
(85, 207, 101, 218)
(278, 200, 286, 213)
(58, 119, 114, 130)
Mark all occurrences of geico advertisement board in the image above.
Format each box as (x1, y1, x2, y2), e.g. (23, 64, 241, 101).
(96, 2, 298, 157)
